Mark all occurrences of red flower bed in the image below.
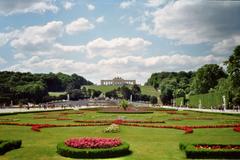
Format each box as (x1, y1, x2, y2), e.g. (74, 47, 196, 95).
(195, 144, 240, 150)
(65, 137, 122, 149)
(234, 127, 240, 132)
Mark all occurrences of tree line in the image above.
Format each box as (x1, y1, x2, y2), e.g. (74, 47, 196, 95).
(146, 45, 240, 106)
(0, 72, 92, 105)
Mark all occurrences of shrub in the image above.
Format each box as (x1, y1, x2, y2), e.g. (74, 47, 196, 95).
(0, 140, 22, 155)
(57, 141, 130, 158)
(103, 124, 120, 133)
(180, 143, 240, 159)
(119, 99, 128, 110)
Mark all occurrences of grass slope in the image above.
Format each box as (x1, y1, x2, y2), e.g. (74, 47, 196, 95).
(83, 85, 160, 97)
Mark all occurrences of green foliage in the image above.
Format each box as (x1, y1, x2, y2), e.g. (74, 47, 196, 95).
(68, 89, 84, 100)
(105, 89, 118, 99)
(180, 143, 240, 159)
(0, 140, 22, 155)
(57, 141, 130, 158)
(150, 96, 158, 105)
(191, 64, 227, 94)
(175, 97, 185, 106)
(131, 84, 141, 101)
(226, 45, 240, 89)
(160, 88, 173, 105)
(119, 99, 128, 110)
(0, 71, 92, 104)
(120, 86, 132, 100)
(188, 92, 229, 109)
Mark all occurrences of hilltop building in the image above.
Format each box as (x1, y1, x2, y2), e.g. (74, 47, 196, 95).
(100, 77, 136, 86)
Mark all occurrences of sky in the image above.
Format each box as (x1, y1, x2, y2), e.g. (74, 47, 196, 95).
(0, 0, 240, 84)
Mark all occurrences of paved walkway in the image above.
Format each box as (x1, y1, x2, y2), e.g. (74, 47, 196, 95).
(1, 105, 239, 114)
(0, 106, 110, 114)
(161, 106, 240, 114)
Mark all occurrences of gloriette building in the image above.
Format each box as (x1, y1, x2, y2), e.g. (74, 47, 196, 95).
(101, 77, 136, 86)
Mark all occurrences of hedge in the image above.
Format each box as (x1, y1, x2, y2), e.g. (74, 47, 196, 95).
(175, 97, 185, 106)
(179, 142, 240, 159)
(0, 140, 22, 155)
(188, 92, 229, 109)
(57, 141, 130, 158)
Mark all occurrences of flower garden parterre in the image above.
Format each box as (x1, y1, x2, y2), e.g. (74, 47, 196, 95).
(65, 137, 122, 149)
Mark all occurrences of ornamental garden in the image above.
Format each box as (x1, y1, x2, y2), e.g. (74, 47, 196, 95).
(0, 105, 240, 159)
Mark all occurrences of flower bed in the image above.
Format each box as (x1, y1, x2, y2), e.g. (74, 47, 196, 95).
(179, 142, 240, 159)
(234, 127, 240, 132)
(65, 137, 121, 149)
(103, 124, 120, 133)
(0, 139, 22, 155)
(57, 138, 130, 158)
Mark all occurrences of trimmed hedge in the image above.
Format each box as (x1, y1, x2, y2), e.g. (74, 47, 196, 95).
(188, 92, 229, 109)
(57, 141, 130, 158)
(175, 97, 184, 106)
(0, 140, 22, 155)
(179, 142, 240, 159)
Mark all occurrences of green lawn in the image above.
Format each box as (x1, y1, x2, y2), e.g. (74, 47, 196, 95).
(0, 109, 240, 159)
(48, 92, 67, 97)
(83, 85, 160, 97)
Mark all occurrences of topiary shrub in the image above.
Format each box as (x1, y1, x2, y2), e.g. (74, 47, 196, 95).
(180, 143, 240, 159)
(57, 141, 130, 158)
(0, 140, 22, 155)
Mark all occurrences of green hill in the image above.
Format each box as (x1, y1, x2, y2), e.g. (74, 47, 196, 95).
(83, 85, 160, 97)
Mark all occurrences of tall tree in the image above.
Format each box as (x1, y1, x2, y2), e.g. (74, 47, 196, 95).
(191, 64, 227, 94)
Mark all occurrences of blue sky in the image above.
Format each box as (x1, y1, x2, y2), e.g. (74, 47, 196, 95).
(0, 0, 240, 84)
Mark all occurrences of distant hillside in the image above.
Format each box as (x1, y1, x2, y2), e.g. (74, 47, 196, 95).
(83, 85, 160, 97)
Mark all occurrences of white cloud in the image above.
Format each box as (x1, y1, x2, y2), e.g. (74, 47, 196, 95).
(14, 53, 27, 60)
(0, 57, 7, 64)
(144, 0, 240, 45)
(65, 18, 94, 34)
(0, 30, 19, 47)
(85, 37, 152, 57)
(87, 4, 95, 11)
(10, 21, 64, 54)
(120, 0, 135, 9)
(0, 0, 58, 15)
(212, 35, 240, 55)
(96, 16, 104, 23)
(145, 0, 171, 7)
(53, 43, 85, 53)
(63, 1, 74, 10)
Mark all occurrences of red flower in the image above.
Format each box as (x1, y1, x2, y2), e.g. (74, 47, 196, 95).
(65, 137, 122, 149)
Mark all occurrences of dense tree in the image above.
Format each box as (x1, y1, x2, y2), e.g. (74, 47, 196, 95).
(0, 71, 92, 104)
(160, 87, 173, 105)
(190, 64, 227, 94)
(226, 45, 240, 90)
(105, 89, 118, 99)
(131, 84, 141, 101)
(120, 86, 132, 100)
(92, 90, 102, 98)
(68, 89, 84, 100)
(150, 96, 158, 105)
